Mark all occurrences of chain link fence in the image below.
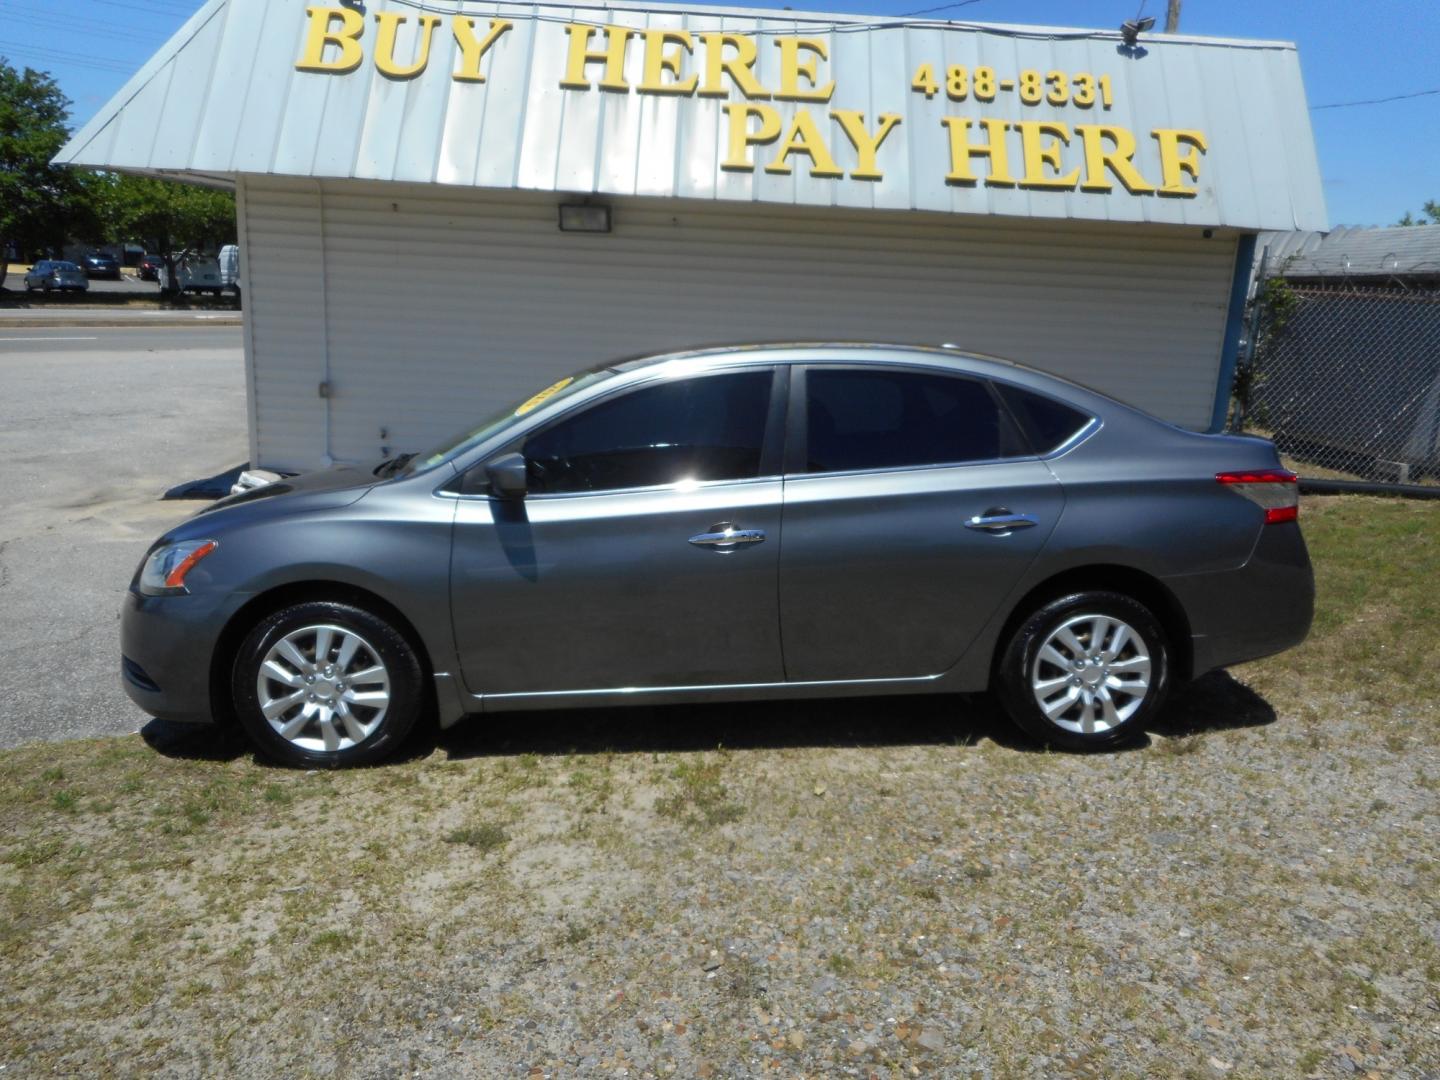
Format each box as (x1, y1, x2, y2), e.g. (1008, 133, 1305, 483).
(1233, 281, 1440, 484)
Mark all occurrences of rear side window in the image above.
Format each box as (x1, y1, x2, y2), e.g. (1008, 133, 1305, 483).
(802, 368, 1027, 474)
(522, 370, 773, 494)
(994, 384, 1093, 454)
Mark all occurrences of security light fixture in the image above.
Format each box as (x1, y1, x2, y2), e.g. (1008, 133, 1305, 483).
(1120, 15, 1155, 45)
(559, 204, 612, 233)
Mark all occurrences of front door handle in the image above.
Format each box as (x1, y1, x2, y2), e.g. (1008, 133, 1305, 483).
(965, 508, 1039, 534)
(688, 522, 766, 552)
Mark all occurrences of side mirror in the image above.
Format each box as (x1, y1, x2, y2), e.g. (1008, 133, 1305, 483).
(484, 452, 528, 499)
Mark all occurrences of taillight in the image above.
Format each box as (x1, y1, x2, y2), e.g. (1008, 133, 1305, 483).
(1216, 469, 1299, 524)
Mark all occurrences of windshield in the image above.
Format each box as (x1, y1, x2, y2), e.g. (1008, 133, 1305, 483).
(405, 365, 620, 474)
(54, 262, 81, 271)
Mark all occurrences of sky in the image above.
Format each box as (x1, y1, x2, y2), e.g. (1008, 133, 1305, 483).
(1, 0, 1436, 228)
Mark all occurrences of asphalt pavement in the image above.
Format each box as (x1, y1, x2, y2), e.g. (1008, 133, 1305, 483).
(0, 325, 246, 749)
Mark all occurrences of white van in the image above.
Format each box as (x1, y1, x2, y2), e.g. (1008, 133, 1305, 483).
(158, 252, 224, 295)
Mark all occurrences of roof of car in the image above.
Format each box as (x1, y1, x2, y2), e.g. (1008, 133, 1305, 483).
(604, 342, 1129, 416)
(612, 342, 1024, 371)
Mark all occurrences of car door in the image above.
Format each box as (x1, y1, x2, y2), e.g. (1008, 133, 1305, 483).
(779, 364, 1067, 682)
(450, 365, 788, 698)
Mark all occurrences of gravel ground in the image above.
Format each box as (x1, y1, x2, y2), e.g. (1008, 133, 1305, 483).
(1, 501, 1437, 1079)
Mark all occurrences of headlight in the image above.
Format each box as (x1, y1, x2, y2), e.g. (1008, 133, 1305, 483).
(138, 540, 219, 595)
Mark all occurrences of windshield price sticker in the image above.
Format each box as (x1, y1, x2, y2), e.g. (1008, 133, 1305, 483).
(515, 377, 575, 416)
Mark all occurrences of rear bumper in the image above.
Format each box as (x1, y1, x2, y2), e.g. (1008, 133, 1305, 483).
(120, 588, 242, 724)
(1169, 522, 1315, 676)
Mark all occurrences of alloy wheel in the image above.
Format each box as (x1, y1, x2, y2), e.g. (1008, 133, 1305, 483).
(256, 624, 391, 753)
(1030, 613, 1152, 735)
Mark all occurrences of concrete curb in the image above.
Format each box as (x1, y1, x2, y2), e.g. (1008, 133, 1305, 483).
(0, 316, 242, 328)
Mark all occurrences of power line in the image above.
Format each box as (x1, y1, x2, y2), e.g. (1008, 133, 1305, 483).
(0, 44, 137, 75)
(0, 6, 169, 48)
(1312, 87, 1440, 110)
(90, 0, 203, 19)
(898, 0, 983, 17)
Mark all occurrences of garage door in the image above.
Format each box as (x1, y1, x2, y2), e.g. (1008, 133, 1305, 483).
(240, 176, 1239, 470)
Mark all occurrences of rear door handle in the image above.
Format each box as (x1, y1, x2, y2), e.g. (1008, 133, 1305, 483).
(965, 509, 1039, 534)
(688, 522, 766, 552)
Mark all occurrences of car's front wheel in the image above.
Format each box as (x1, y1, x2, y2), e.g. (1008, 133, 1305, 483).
(231, 600, 424, 767)
(995, 590, 1171, 751)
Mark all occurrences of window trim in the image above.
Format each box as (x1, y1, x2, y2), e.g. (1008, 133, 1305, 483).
(453, 364, 789, 501)
(787, 363, 1038, 479)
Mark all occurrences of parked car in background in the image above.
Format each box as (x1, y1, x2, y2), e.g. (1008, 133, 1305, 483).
(138, 254, 165, 281)
(81, 252, 122, 279)
(158, 252, 224, 295)
(24, 261, 89, 293)
(120, 344, 1314, 768)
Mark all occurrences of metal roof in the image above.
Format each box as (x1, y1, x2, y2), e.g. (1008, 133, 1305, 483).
(1259, 225, 1440, 281)
(56, 0, 1327, 231)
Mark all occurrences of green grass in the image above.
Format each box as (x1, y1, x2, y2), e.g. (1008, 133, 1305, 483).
(1240, 496, 1440, 719)
(443, 822, 509, 852)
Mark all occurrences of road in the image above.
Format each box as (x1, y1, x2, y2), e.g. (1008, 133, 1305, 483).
(0, 325, 245, 749)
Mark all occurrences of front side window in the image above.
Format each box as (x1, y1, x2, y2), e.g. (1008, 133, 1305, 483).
(522, 370, 773, 495)
(802, 367, 1027, 474)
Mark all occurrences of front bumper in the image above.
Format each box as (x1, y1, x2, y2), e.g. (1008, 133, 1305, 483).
(120, 588, 243, 723)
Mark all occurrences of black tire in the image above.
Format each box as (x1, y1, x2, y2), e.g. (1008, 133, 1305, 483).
(995, 590, 1171, 751)
(231, 600, 424, 768)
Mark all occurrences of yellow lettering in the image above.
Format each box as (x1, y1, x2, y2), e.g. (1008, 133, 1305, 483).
(295, 6, 365, 74)
(765, 110, 843, 177)
(560, 23, 635, 92)
(830, 111, 902, 181)
(722, 103, 782, 171)
(775, 38, 834, 102)
(1013, 121, 1080, 190)
(1153, 129, 1207, 197)
(452, 17, 512, 83)
(373, 12, 441, 80)
(942, 117, 1015, 187)
(638, 29, 697, 95)
(699, 33, 770, 99)
(1075, 124, 1156, 194)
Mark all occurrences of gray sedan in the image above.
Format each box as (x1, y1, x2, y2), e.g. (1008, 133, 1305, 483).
(122, 345, 1313, 766)
(24, 260, 89, 293)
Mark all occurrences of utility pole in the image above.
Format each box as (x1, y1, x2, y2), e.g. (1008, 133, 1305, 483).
(1165, 0, 1182, 32)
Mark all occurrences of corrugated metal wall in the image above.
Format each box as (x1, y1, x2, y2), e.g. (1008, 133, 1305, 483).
(241, 175, 1239, 470)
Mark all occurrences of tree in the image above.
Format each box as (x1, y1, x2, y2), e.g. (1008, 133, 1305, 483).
(0, 59, 97, 291)
(100, 174, 236, 291)
(1396, 200, 1440, 226)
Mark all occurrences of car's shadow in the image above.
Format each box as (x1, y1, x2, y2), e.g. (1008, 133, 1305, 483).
(140, 670, 1276, 766)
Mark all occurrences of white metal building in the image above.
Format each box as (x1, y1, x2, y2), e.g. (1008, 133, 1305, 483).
(57, 0, 1326, 471)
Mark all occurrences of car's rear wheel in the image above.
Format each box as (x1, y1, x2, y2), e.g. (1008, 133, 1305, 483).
(231, 600, 423, 768)
(995, 590, 1170, 751)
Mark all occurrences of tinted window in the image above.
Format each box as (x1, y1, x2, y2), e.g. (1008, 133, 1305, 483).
(803, 368, 1025, 473)
(523, 371, 773, 494)
(995, 384, 1092, 454)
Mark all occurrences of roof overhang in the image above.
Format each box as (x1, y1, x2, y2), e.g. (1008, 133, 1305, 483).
(56, 0, 1328, 232)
